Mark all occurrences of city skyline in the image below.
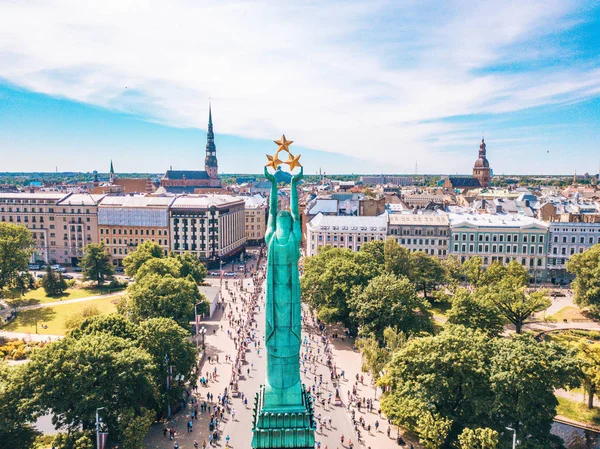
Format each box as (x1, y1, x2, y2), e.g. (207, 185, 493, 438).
(1, 1, 599, 174)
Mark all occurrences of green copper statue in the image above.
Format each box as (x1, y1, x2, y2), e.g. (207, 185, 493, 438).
(263, 163, 303, 409)
(252, 135, 315, 449)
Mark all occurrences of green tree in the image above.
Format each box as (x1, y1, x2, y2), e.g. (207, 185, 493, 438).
(461, 256, 484, 286)
(447, 289, 504, 337)
(356, 327, 407, 380)
(441, 255, 462, 286)
(379, 326, 493, 445)
(379, 326, 581, 448)
(25, 334, 156, 435)
(119, 408, 154, 449)
(123, 241, 164, 278)
(52, 432, 94, 449)
(478, 260, 505, 286)
(41, 265, 67, 296)
(349, 274, 432, 341)
(567, 244, 600, 312)
(418, 412, 452, 449)
(0, 223, 34, 292)
(489, 335, 581, 447)
(125, 274, 203, 327)
(579, 342, 600, 409)
(360, 240, 385, 267)
(138, 318, 197, 409)
(69, 313, 140, 340)
(301, 246, 380, 329)
(384, 238, 412, 278)
(477, 278, 550, 333)
(80, 243, 114, 287)
(0, 363, 40, 449)
(172, 251, 208, 285)
(458, 428, 499, 449)
(410, 251, 445, 298)
(136, 257, 182, 281)
(13, 271, 35, 297)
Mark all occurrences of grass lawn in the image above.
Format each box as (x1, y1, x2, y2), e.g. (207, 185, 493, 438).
(544, 329, 600, 347)
(546, 306, 589, 323)
(6, 285, 124, 307)
(2, 295, 120, 335)
(557, 396, 600, 426)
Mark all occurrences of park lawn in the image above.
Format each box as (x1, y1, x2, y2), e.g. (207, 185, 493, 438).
(546, 306, 588, 323)
(8, 285, 125, 306)
(556, 396, 600, 426)
(2, 295, 120, 336)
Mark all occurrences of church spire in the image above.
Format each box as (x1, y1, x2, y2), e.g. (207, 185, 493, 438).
(205, 103, 218, 179)
(110, 160, 115, 183)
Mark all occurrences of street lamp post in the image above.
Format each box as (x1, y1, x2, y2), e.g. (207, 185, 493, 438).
(194, 302, 203, 351)
(506, 427, 517, 449)
(200, 326, 206, 348)
(96, 407, 105, 449)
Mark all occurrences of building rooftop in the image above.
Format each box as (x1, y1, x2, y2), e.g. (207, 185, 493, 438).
(99, 195, 174, 208)
(170, 195, 244, 209)
(448, 212, 548, 229)
(389, 214, 449, 225)
(308, 212, 388, 231)
(57, 193, 106, 206)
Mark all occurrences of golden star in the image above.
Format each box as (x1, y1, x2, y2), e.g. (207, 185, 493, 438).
(265, 153, 282, 169)
(285, 153, 302, 171)
(274, 134, 293, 152)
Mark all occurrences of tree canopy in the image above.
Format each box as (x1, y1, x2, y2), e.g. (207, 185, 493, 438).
(80, 243, 114, 286)
(123, 241, 164, 277)
(0, 223, 33, 292)
(349, 273, 432, 341)
(125, 273, 203, 327)
(379, 325, 581, 449)
(567, 244, 600, 312)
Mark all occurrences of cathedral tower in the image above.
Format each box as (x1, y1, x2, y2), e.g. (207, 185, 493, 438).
(473, 138, 491, 187)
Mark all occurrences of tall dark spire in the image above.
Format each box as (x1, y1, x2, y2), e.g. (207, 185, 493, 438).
(205, 103, 218, 178)
(109, 160, 115, 183)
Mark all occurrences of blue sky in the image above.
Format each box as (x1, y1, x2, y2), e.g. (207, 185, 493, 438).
(0, 0, 599, 175)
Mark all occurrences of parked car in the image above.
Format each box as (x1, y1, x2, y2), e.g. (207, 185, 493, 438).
(28, 264, 41, 270)
(63, 274, 74, 280)
(72, 266, 82, 272)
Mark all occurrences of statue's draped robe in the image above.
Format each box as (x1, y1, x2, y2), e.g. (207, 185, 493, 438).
(264, 226, 302, 408)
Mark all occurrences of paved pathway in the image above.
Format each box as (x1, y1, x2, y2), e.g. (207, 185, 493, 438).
(0, 330, 62, 342)
(12, 290, 127, 311)
(144, 267, 420, 449)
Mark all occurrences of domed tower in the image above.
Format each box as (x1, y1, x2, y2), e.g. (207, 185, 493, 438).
(205, 103, 219, 181)
(473, 138, 491, 187)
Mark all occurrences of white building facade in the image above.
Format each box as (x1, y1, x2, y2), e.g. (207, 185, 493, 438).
(547, 221, 600, 282)
(306, 213, 388, 257)
(449, 213, 549, 280)
(388, 214, 450, 257)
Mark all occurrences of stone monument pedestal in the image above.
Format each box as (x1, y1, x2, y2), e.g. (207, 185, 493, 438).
(251, 384, 316, 449)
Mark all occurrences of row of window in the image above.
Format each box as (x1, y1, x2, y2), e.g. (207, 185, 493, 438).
(315, 234, 385, 243)
(0, 207, 91, 213)
(389, 228, 448, 236)
(552, 235, 600, 244)
(105, 238, 167, 246)
(397, 238, 447, 246)
(453, 244, 545, 255)
(100, 228, 166, 236)
(454, 233, 544, 243)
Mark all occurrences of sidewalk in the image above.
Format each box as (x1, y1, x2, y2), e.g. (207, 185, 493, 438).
(145, 280, 245, 449)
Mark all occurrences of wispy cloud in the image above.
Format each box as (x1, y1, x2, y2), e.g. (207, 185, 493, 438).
(0, 0, 598, 173)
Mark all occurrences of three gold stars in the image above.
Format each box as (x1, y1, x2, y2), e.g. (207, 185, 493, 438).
(265, 134, 302, 171)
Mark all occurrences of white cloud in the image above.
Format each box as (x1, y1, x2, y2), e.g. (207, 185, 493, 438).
(0, 0, 598, 173)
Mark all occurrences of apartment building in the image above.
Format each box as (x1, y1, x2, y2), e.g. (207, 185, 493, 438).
(237, 195, 268, 245)
(547, 221, 600, 282)
(0, 192, 104, 264)
(388, 214, 449, 257)
(98, 196, 173, 266)
(448, 213, 548, 279)
(306, 213, 388, 257)
(169, 195, 246, 264)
